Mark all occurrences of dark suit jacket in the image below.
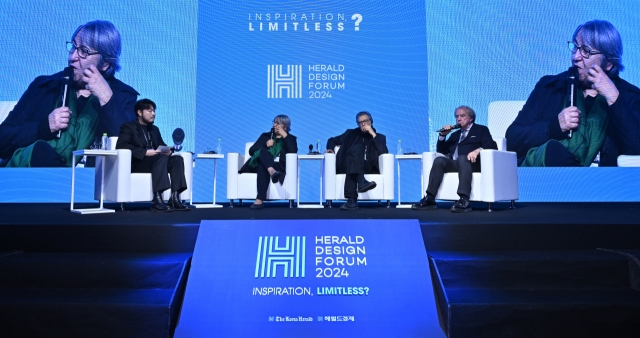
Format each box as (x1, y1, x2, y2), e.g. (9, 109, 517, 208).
(0, 71, 138, 160)
(116, 120, 167, 162)
(239, 132, 298, 174)
(437, 123, 497, 158)
(505, 71, 640, 166)
(326, 127, 388, 174)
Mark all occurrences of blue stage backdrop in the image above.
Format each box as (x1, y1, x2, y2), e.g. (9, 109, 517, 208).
(195, 0, 429, 204)
(175, 219, 443, 338)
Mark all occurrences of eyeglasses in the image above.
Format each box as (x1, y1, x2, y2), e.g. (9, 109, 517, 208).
(357, 119, 371, 126)
(66, 41, 100, 59)
(567, 41, 602, 59)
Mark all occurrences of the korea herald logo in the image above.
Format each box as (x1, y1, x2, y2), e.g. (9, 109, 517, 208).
(267, 65, 302, 98)
(255, 236, 306, 278)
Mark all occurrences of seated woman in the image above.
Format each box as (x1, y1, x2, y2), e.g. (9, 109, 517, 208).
(238, 115, 298, 209)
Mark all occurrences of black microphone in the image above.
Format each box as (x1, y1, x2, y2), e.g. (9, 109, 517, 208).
(309, 144, 314, 154)
(172, 128, 185, 152)
(436, 124, 461, 133)
(57, 67, 73, 138)
(567, 66, 578, 138)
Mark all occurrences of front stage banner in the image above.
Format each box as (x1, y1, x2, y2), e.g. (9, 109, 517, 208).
(175, 219, 443, 337)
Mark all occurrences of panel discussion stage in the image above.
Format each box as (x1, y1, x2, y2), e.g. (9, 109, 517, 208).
(1, 201, 639, 337)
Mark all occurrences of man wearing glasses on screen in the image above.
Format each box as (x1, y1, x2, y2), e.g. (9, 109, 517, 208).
(325, 111, 388, 210)
(0, 20, 138, 167)
(506, 20, 640, 167)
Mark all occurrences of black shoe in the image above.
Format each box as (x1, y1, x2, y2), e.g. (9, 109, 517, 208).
(340, 198, 359, 210)
(151, 192, 173, 212)
(412, 196, 437, 210)
(357, 179, 377, 193)
(451, 198, 472, 213)
(250, 202, 264, 210)
(169, 191, 191, 211)
(271, 171, 284, 184)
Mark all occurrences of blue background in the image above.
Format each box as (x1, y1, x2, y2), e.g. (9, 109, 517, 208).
(1, 0, 639, 202)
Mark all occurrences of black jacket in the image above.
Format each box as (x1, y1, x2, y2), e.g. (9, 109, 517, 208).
(0, 71, 138, 160)
(116, 120, 166, 162)
(326, 127, 388, 173)
(437, 124, 497, 158)
(506, 71, 640, 166)
(239, 132, 298, 174)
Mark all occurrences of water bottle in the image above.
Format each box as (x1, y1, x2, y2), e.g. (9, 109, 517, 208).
(101, 133, 108, 150)
(216, 138, 222, 154)
(397, 140, 403, 155)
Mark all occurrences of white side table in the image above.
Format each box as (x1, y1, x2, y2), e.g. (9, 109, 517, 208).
(297, 154, 325, 208)
(190, 153, 225, 208)
(70, 149, 118, 214)
(395, 154, 423, 208)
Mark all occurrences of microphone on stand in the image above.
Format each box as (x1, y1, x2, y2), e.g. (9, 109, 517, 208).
(567, 66, 578, 138)
(57, 67, 73, 138)
(172, 128, 185, 152)
(436, 124, 461, 133)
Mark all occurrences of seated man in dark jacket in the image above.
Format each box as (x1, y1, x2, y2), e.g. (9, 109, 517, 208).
(116, 99, 189, 212)
(413, 106, 497, 213)
(325, 111, 388, 210)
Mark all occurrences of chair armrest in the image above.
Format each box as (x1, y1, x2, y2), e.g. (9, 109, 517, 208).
(284, 153, 298, 198)
(420, 152, 439, 193)
(479, 150, 518, 202)
(323, 152, 337, 199)
(378, 154, 395, 199)
(226, 152, 244, 198)
(617, 155, 640, 167)
(172, 152, 193, 200)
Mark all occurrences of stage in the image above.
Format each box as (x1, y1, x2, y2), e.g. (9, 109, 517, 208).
(1, 201, 640, 337)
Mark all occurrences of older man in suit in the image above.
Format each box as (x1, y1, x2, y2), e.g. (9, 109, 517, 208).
(413, 106, 497, 213)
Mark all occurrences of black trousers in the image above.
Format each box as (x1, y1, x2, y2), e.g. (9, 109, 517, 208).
(255, 148, 283, 201)
(132, 154, 187, 194)
(426, 155, 480, 199)
(338, 143, 375, 199)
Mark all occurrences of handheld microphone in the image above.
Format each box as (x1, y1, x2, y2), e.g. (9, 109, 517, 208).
(436, 124, 461, 133)
(568, 66, 578, 138)
(172, 128, 185, 152)
(57, 67, 73, 138)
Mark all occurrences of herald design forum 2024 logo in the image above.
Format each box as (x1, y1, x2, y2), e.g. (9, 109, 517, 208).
(255, 236, 306, 278)
(267, 65, 303, 99)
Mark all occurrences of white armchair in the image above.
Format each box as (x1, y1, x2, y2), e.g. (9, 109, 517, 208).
(94, 136, 193, 210)
(419, 102, 522, 212)
(226, 142, 298, 207)
(420, 150, 518, 211)
(323, 146, 395, 208)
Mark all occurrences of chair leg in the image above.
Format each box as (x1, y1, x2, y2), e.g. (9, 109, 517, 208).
(239, 199, 243, 206)
(229, 199, 234, 208)
(327, 200, 333, 208)
(289, 200, 293, 208)
(377, 200, 381, 206)
(487, 202, 493, 212)
(511, 200, 516, 209)
(118, 202, 127, 212)
(386, 200, 391, 208)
